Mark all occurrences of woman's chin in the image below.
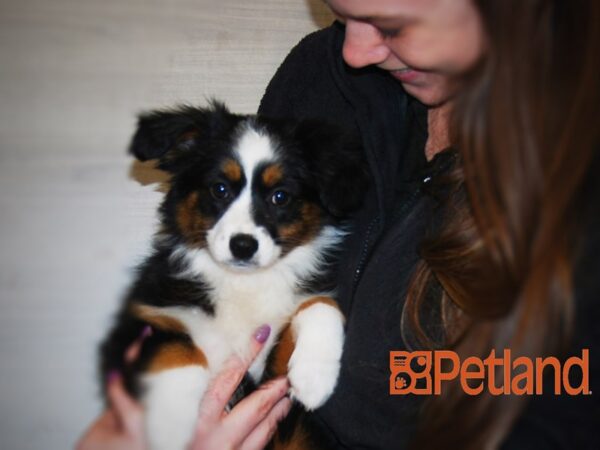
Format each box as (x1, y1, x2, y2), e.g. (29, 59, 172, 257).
(395, 76, 453, 107)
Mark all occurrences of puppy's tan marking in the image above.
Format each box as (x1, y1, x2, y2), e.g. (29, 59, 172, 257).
(296, 296, 340, 314)
(131, 304, 188, 335)
(271, 324, 295, 377)
(147, 341, 207, 373)
(271, 425, 312, 450)
(176, 192, 212, 247)
(279, 202, 322, 251)
(222, 159, 242, 182)
(262, 164, 284, 187)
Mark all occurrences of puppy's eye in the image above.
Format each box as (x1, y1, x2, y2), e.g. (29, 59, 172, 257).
(210, 183, 230, 200)
(271, 190, 290, 207)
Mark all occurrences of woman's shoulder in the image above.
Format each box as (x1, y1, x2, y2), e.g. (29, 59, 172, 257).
(289, 21, 345, 56)
(270, 21, 345, 76)
(258, 22, 350, 122)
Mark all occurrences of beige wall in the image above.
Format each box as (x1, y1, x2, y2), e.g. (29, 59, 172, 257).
(0, 1, 333, 448)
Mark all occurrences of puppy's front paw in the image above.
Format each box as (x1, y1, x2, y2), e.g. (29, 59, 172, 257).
(288, 355, 341, 410)
(286, 299, 345, 410)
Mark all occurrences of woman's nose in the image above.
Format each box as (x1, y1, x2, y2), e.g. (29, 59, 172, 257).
(342, 20, 390, 68)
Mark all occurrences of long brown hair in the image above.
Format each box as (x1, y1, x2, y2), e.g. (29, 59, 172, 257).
(406, 1, 600, 448)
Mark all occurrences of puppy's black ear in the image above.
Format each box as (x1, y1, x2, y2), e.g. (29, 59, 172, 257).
(296, 120, 369, 217)
(129, 101, 232, 172)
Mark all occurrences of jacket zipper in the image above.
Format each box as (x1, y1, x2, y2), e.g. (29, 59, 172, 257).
(352, 216, 380, 290)
(351, 183, 423, 294)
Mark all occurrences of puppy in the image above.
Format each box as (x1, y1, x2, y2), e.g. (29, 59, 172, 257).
(100, 102, 367, 450)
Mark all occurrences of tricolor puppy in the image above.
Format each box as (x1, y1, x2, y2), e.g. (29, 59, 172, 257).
(100, 102, 367, 450)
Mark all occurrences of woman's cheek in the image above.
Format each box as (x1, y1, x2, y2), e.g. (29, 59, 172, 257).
(388, 32, 444, 72)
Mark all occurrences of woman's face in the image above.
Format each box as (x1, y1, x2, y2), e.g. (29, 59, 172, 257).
(326, 0, 486, 106)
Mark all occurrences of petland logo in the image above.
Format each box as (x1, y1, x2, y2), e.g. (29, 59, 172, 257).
(390, 349, 591, 396)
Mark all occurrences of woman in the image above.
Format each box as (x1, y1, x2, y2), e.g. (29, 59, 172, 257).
(78, 0, 599, 448)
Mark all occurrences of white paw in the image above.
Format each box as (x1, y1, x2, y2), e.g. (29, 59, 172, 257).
(288, 356, 341, 410)
(286, 301, 345, 410)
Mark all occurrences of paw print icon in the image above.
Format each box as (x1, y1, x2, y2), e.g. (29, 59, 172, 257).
(389, 351, 433, 395)
(395, 375, 409, 389)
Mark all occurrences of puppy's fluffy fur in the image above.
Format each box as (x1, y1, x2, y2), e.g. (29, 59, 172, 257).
(100, 102, 367, 450)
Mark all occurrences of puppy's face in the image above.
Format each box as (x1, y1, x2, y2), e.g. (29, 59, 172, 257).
(130, 103, 367, 272)
(175, 127, 324, 270)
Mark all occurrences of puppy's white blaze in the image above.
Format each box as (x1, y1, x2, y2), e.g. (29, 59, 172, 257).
(288, 302, 345, 410)
(206, 126, 281, 268)
(142, 366, 209, 450)
(234, 125, 276, 176)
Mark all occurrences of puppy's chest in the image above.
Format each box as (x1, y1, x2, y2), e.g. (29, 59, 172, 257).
(169, 269, 299, 369)
(214, 270, 297, 319)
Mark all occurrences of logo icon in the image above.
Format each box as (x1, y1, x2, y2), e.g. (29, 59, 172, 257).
(389, 351, 432, 394)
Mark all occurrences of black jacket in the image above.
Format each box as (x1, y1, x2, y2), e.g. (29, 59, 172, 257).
(259, 23, 599, 449)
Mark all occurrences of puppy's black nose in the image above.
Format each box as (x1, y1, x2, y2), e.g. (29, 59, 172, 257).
(229, 234, 259, 260)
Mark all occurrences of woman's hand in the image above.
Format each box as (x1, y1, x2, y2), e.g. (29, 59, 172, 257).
(77, 324, 292, 450)
(190, 325, 292, 450)
(76, 370, 146, 450)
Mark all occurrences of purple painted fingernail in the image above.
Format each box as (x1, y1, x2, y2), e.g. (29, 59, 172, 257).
(141, 325, 152, 339)
(107, 369, 120, 384)
(253, 324, 271, 343)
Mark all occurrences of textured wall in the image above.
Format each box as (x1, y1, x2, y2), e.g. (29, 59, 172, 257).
(0, 1, 333, 448)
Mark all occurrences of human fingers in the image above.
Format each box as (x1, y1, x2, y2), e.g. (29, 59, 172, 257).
(228, 380, 292, 450)
(75, 410, 117, 450)
(198, 324, 271, 421)
(238, 396, 292, 450)
(106, 371, 144, 436)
